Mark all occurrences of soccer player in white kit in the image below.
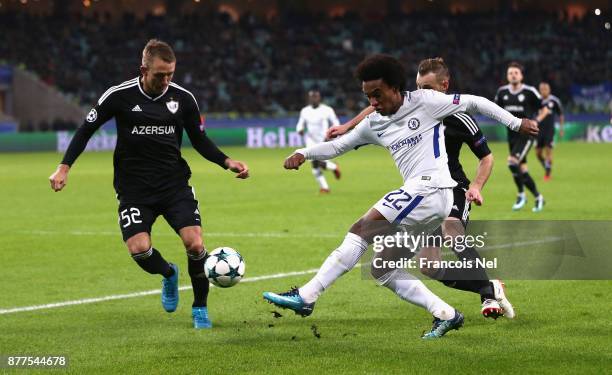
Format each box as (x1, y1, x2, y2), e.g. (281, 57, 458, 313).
(296, 90, 341, 193)
(264, 55, 536, 338)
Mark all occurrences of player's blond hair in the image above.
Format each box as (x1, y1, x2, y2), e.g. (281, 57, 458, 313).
(417, 57, 450, 80)
(142, 39, 176, 67)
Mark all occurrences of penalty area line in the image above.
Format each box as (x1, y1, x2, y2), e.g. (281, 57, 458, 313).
(0, 268, 322, 315)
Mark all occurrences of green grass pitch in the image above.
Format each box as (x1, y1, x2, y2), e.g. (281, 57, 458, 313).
(0, 142, 611, 374)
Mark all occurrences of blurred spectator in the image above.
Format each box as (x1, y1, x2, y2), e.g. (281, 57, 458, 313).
(0, 9, 609, 117)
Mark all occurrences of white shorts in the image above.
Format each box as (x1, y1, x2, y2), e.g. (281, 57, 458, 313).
(373, 184, 453, 235)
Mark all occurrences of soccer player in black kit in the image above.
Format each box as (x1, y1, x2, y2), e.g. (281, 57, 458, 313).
(325, 58, 538, 318)
(494, 62, 548, 212)
(48, 39, 249, 329)
(536, 82, 564, 181)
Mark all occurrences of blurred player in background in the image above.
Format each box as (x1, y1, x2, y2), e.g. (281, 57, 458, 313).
(536, 82, 564, 181)
(49, 39, 249, 329)
(296, 89, 341, 193)
(495, 62, 548, 212)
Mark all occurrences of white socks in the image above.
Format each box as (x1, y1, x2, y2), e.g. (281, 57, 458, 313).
(299, 233, 368, 303)
(378, 269, 455, 320)
(312, 168, 329, 190)
(325, 161, 338, 171)
(298, 232, 455, 321)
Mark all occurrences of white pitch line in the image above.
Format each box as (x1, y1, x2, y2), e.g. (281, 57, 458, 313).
(0, 235, 565, 315)
(0, 268, 321, 315)
(17, 230, 339, 239)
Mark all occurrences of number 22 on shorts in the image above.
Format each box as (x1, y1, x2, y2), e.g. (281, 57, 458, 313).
(382, 188, 413, 211)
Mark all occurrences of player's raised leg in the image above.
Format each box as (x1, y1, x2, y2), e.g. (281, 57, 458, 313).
(262, 208, 386, 316)
(263, 198, 405, 316)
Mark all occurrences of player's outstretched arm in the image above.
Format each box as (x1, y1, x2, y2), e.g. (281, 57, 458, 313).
(49, 96, 115, 192)
(326, 106, 374, 139)
(286, 118, 375, 170)
(183, 97, 249, 179)
(185, 126, 249, 179)
(422, 90, 539, 136)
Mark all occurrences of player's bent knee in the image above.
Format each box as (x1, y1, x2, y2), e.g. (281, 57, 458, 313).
(125, 233, 151, 254)
(182, 235, 203, 253)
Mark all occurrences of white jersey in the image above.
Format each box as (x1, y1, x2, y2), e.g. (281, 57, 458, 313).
(297, 90, 521, 188)
(296, 104, 340, 146)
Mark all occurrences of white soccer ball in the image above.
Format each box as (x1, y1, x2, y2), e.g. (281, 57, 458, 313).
(204, 247, 245, 288)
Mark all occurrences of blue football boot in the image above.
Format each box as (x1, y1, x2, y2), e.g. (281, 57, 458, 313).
(263, 287, 315, 317)
(161, 263, 179, 313)
(421, 310, 464, 339)
(192, 307, 212, 329)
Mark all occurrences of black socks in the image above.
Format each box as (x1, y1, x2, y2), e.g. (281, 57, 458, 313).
(435, 247, 495, 302)
(522, 171, 540, 197)
(508, 164, 524, 193)
(187, 251, 210, 308)
(132, 248, 174, 278)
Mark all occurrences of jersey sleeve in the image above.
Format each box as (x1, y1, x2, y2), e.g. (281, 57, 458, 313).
(296, 108, 306, 133)
(494, 88, 503, 105)
(445, 114, 491, 160)
(420, 89, 521, 131)
(463, 117, 491, 160)
(182, 94, 229, 169)
(60, 91, 118, 166)
(554, 98, 564, 116)
(296, 117, 375, 160)
(529, 89, 544, 114)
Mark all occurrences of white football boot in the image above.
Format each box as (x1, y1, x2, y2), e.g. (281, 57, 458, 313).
(481, 298, 503, 319)
(491, 279, 515, 318)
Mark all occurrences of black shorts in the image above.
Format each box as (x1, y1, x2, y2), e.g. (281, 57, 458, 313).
(117, 185, 201, 241)
(536, 123, 555, 148)
(508, 132, 535, 163)
(448, 185, 470, 228)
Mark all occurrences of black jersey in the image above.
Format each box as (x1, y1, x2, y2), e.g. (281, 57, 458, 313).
(540, 95, 563, 129)
(494, 84, 543, 119)
(62, 77, 228, 203)
(443, 113, 491, 187)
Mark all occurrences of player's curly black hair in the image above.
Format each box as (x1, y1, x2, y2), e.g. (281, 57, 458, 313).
(354, 54, 407, 92)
